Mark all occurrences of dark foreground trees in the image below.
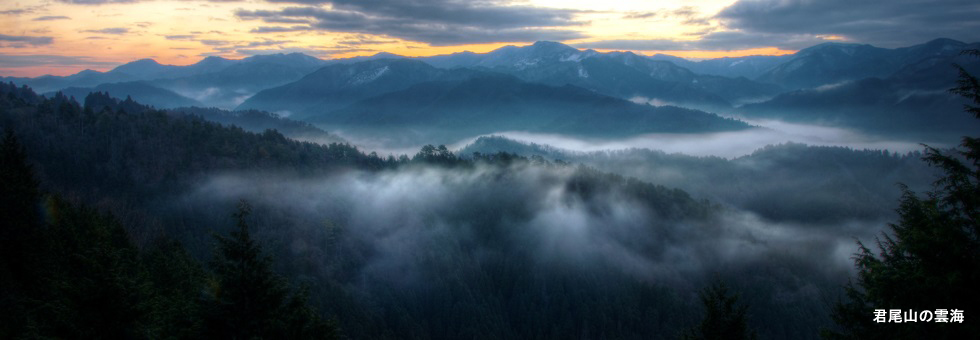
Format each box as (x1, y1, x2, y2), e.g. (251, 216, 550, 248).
(825, 50, 980, 339)
(682, 281, 756, 340)
(0, 131, 336, 339)
(205, 200, 337, 339)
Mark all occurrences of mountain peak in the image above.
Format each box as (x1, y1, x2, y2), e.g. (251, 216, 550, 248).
(195, 55, 231, 64)
(370, 52, 404, 59)
(919, 37, 966, 50)
(529, 41, 577, 52)
(75, 69, 102, 76)
(532, 41, 566, 47)
(129, 58, 161, 66)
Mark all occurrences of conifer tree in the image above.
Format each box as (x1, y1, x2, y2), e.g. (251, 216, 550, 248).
(682, 280, 756, 340)
(824, 49, 980, 339)
(205, 200, 337, 339)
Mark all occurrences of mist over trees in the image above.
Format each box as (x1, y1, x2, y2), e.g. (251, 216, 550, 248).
(1, 83, 850, 338)
(1, 38, 977, 339)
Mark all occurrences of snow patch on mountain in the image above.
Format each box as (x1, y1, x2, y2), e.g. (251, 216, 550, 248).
(350, 66, 390, 85)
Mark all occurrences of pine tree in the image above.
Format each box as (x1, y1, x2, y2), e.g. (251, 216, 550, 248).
(682, 280, 756, 340)
(0, 130, 44, 337)
(205, 200, 337, 339)
(824, 49, 980, 339)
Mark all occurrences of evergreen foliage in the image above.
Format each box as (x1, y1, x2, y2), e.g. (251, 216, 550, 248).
(682, 281, 756, 340)
(824, 49, 980, 339)
(205, 200, 336, 339)
(0, 129, 336, 339)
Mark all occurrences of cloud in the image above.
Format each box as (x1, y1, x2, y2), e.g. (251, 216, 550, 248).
(235, 47, 326, 56)
(573, 31, 832, 51)
(337, 36, 398, 46)
(200, 39, 231, 46)
(320, 47, 375, 56)
(623, 6, 701, 20)
(264, 17, 311, 24)
(54, 0, 139, 4)
(0, 34, 54, 46)
(0, 54, 118, 68)
(0, 5, 46, 15)
(165, 34, 197, 40)
(455, 120, 926, 159)
(717, 0, 980, 47)
(81, 27, 130, 34)
(33, 15, 72, 21)
(188, 162, 867, 291)
(239, 1, 586, 45)
(243, 39, 293, 47)
(250, 25, 313, 33)
(0, 9, 32, 15)
(622, 12, 657, 20)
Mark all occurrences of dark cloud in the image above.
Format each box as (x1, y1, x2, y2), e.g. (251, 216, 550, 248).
(0, 34, 54, 46)
(81, 27, 130, 34)
(240, 0, 586, 45)
(0, 54, 118, 68)
(573, 31, 830, 51)
(717, 0, 980, 47)
(33, 15, 71, 21)
(264, 17, 311, 24)
(249, 25, 313, 33)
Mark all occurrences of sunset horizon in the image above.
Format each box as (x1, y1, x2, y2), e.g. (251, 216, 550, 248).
(5, 0, 976, 77)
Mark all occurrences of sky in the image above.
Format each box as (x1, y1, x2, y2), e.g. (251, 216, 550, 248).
(1, 0, 979, 77)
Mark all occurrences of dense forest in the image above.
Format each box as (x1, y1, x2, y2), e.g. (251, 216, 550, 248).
(2, 62, 978, 338)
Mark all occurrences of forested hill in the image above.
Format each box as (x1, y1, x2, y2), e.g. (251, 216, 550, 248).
(0, 82, 853, 339)
(1, 84, 389, 201)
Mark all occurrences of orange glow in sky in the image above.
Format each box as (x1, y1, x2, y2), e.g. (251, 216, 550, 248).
(0, 0, 808, 77)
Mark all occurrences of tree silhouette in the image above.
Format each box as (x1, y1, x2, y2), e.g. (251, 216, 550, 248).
(682, 280, 756, 340)
(824, 49, 980, 339)
(205, 200, 337, 339)
(0, 129, 44, 337)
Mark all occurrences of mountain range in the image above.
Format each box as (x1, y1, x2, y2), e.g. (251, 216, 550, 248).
(4, 38, 978, 143)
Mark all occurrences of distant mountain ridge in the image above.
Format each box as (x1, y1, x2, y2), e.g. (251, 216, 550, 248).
(237, 59, 479, 119)
(411, 41, 782, 109)
(308, 69, 753, 143)
(736, 40, 980, 141)
(4, 37, 978, 139)
(755, 38, 974, 89)
(2, 53, 329, 109)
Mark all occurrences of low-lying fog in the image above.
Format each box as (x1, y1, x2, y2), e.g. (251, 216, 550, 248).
(328, 118, 934, 159)
(190, 165, 867, 287)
